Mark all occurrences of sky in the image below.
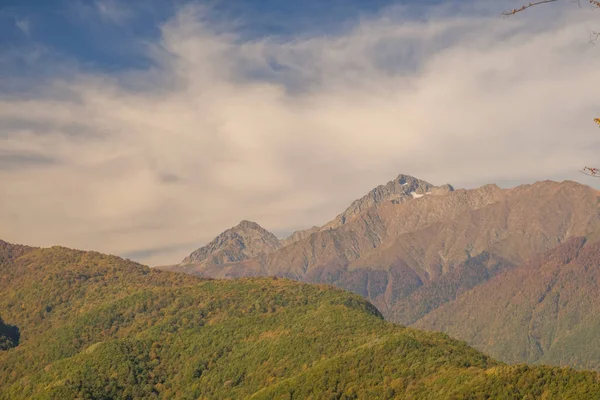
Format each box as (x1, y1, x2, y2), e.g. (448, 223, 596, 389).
(1, 0, 599, 266)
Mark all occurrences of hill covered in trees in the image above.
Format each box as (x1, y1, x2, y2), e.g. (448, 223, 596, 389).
(2, 240, 600, 399)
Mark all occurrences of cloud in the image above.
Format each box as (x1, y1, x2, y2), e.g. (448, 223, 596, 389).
(15, 18, 30, 36)
(0, 149, 56, 170)
(1, 1, 600, 265)
(68, 0, 134, 25)
(94, 0, 134, 24)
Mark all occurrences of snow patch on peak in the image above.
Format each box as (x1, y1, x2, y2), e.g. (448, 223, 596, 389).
(410, 192, 424, 198)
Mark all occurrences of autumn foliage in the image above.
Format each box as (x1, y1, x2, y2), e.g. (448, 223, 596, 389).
(2, 242, 600, 398)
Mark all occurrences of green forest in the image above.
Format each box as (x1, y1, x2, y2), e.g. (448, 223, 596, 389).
(1, 242, 600, 399)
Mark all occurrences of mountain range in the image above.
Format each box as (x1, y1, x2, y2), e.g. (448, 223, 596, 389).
(2, 240, 600, 399)
(161, 173, 600, 370)
(3, 172, 600, 397)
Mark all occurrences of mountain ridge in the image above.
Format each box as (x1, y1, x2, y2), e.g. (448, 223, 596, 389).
(171, 177, 600, 287)
(321, 174, 454, 230)
(179, 174, 456, 268)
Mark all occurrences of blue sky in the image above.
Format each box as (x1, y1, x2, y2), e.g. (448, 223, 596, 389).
(1, 0, 599, 264)
(0, 0, 445, 76)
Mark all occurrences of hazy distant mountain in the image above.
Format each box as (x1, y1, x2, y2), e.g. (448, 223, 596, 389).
(181, 220, 282, 266)
(164, 174, 600, 369)
(3, 241, 600, 399)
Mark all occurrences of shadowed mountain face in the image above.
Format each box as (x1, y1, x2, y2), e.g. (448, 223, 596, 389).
(164, 174, 600, 369)
(416, 237, 600, 371)
(0, 318, 19, 351)
(3, 241, 600, 399)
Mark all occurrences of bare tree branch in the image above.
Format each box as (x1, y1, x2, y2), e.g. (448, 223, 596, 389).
(583, 120, 600, 177)
(503, 0, 600, 15)
(581, 167, 600, 177)
(502, 0, 560, 16)
(503, 0, 600, 177)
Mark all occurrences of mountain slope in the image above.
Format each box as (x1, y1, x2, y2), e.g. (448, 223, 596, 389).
(0, 239, 34, 264)
(280, 226, 320, 247)
(3, 241, 600, 399)
(415, 237, 600, 371)
(322, 174, 454, 230)
(181, 220, 281, 266)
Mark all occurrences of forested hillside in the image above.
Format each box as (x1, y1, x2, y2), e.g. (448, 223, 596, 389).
(416, 237, 600, 371)
(2, 240, 600, 399)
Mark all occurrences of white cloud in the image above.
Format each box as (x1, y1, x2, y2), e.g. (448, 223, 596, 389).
(1, 2, 599, 265)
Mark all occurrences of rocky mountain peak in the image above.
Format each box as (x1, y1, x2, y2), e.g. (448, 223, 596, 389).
(177, 173, 458, 268)
(181, 220, 281, 265)
(235, 220, 263, 230)
(323, 174, 454, 229)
